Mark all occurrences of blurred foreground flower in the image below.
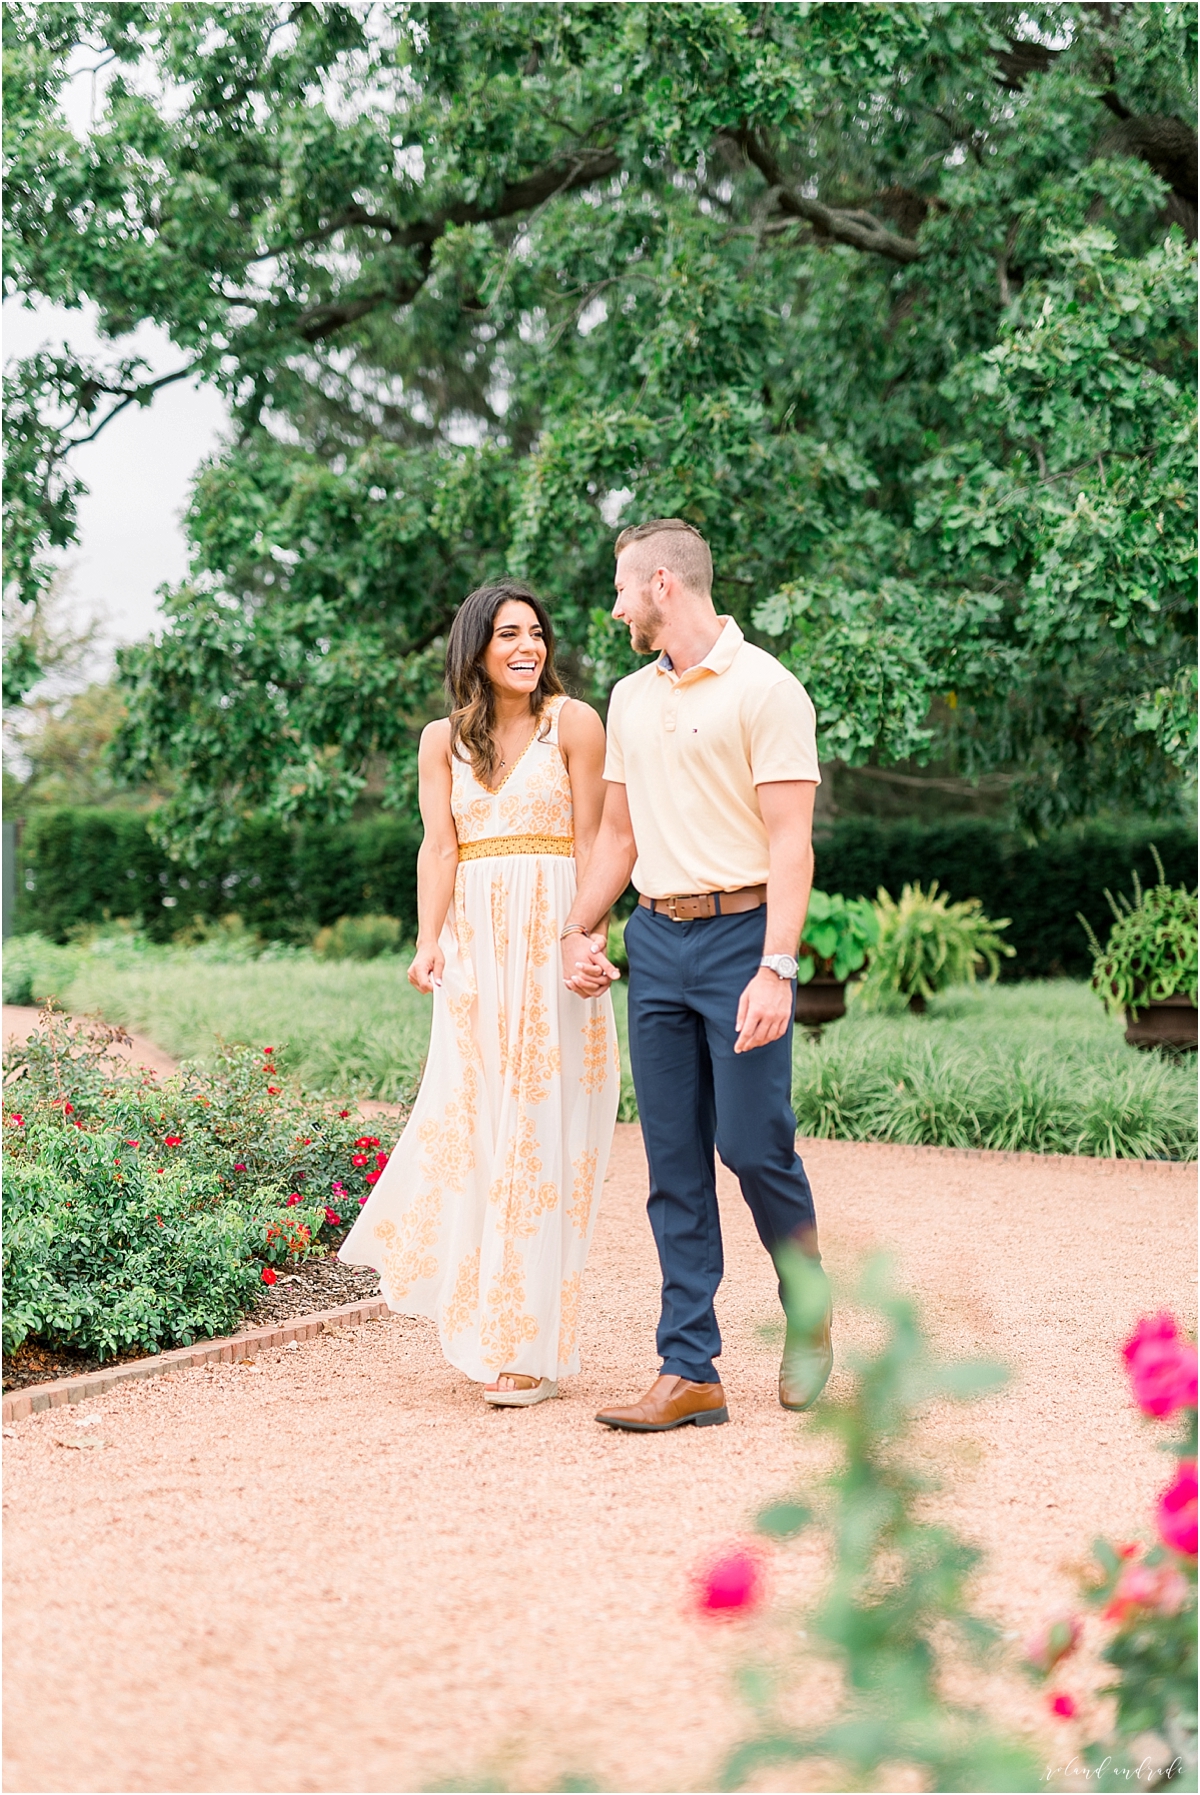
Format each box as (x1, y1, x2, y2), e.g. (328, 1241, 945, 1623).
(1024, 1614, 1081, 1674)
(1103, 1559, 1190, 1623)
(1124, 1314, 1198, 1418)
(1157, 1460, 1198, 1558)
(1049, 1692, 1077, 1719)
(695, 1548, 763, 1617)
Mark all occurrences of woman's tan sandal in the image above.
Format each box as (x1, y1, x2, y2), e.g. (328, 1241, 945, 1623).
(482, 1375, 558, 1408)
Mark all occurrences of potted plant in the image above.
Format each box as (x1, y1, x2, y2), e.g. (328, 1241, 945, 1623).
(859, 880, 1014, 1013)
(1079, 854, 1198, 1052)
(795, 891, 879, 1029)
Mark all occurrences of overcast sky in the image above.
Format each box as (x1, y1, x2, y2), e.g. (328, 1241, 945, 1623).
(5, 44, 229, 678)
(4, 298, 229, 672)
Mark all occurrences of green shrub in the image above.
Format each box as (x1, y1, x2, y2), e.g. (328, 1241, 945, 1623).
(861, 881, 1014, 1010)
(2, 1011, 400, 1359)
(1080, 854, 1198, 1018)
(312, 913, 405, 960)
(817, 818, 1197, 979)
(15, 806, 421, 942)
(798, 889, 878, 983)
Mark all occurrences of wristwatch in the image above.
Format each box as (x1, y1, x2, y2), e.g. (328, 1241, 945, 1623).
(760, 954, 799, 981)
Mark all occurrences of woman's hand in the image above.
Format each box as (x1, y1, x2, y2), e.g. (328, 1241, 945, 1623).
(408, 942, 445, 993)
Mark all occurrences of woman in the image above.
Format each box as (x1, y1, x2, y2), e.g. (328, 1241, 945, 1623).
(339, 581, 620, 1407)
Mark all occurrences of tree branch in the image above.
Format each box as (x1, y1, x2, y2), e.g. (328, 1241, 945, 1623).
(280, 148, 623, 341)
(737, 131, 922, 264)
(61, 364, 196, 451)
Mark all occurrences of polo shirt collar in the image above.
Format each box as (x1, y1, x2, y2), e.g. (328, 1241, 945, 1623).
(656, 616, 744, 679)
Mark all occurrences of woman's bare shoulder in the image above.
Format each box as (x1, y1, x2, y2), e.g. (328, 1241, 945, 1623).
(556, 697, 605, 746)
(419, 717, 453, 762)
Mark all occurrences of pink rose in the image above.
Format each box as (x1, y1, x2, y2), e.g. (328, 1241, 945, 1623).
(695, 1548, 763, 1616)
(1131, 1338, 1198, 1418)
(1157, 1460, 1198, 1558)
(1123, 1312, 1178, 1364)
(1048, 1693, 1076, 1719)
(1024, 1614, 1081, 1674)
(1104, 1561, 1189, 1624)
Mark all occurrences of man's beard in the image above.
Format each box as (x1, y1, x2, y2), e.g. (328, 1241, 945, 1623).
(630, 592, 664, 654)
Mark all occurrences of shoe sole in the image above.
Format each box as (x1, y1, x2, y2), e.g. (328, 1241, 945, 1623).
(594, 1405, 730, 1432)
(778, 1363, 833, 1412)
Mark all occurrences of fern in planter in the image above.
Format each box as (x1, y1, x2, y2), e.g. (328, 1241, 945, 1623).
(861, 881, 1014, 1012)
(798, 890, 879, 984)
(1079, 851, 1198, 1019)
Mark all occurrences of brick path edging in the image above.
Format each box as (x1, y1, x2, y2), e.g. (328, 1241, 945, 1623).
(2, 1296, 391, 1423)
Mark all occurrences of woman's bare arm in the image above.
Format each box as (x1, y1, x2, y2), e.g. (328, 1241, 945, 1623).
(557, 698, 608, 876)
(409, 719, 458, 992)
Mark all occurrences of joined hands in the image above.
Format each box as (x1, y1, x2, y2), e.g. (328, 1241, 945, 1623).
(561, 930, 620, 997)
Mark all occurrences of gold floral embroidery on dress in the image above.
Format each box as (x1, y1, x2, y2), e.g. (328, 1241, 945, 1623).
(442, 1247, 480, 1337)
(580, 1011, 610, 1094)
(506, 868, 560, 1103)
(487, 1112, 559, 1237)
(558, 1272, 582, 1365)
(480, 1239, 540, 1370)
(373, 1200, 439, 1299)
(566, 1147, 599, 1236)
(489, 875, 509, 1073)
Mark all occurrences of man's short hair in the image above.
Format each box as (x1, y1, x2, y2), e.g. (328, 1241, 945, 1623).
(614, 517, 713, 598)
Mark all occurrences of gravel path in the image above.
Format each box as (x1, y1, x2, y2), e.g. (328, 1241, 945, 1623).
(4, 1123, 1193, 1794)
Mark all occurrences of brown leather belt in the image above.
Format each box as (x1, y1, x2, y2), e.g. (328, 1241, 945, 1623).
(637, 884, 766, 921)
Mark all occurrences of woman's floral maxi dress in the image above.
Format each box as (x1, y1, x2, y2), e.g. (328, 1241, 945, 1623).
(339, 697, 620, 1382)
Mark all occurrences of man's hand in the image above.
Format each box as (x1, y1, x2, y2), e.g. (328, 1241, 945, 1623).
(734, 967, 794, 1053)
(562, 931, 620, 997)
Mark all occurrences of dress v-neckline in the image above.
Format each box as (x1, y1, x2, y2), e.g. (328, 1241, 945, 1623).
(475, 716, 545, 797)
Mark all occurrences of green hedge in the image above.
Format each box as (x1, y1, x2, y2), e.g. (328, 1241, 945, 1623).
(817, 818, 1197, 979)
(14, 807, 1196, 977)
(14, 807, 421, 943)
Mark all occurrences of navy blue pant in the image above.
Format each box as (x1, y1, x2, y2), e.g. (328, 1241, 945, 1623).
(625, 903, 817, 1384)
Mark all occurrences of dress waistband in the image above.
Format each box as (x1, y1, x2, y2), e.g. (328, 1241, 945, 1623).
(458, 834, 574, 862)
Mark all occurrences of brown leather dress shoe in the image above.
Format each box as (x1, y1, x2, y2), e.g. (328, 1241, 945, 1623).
(595, 1373, 729, 1432)
(779, 1307, 833, 1412)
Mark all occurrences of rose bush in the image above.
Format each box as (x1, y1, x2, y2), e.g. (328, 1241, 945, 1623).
(1024, 1310, 1198, 1788)
(2, 1009, 400, 1361)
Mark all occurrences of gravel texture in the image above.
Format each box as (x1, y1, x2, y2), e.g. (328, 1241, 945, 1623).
(3, 1123, 1194, 1794)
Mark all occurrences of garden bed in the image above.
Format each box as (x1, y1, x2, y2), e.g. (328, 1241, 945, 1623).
(1, 1247, 383, 1392)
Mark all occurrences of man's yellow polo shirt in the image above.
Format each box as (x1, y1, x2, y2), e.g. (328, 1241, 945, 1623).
(603, 617, 820, 899)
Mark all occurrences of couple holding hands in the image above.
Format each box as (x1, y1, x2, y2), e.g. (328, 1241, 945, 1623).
(339, 518, 833, 1429)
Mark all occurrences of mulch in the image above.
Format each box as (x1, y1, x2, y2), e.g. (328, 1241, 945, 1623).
(1, 1248, 382, 1394)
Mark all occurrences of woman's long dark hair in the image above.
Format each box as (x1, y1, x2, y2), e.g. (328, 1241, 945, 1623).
(445, 581, 565, 786)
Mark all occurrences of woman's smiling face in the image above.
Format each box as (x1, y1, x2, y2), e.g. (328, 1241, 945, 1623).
(482, 599, 547, 699)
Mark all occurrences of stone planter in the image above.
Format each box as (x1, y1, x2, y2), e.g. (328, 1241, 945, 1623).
(1124, 993, 1198, 1052)
(795, 976, 849, 1030)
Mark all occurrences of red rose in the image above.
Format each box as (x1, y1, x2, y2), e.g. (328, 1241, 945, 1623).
(126, 1140, 140, 1148)
(267, 1086, 280, 1095)
(6, 1113, 23, 1126)
(286, 1193, 302, 1207)
(62, 1102, 74, 1114)
(338, 1110, 351, 1118)
(365, 1170, 380, 1184)
(263, 1046, 274, 1054)
(352, 1153, 368, 1166)
(261, 1266, 277, 1285)
(164, 1135, 183, 1147)
(324, 1208, 342, 1226)
(1048, 1693, 1076, 1719)
(233, 1163, 247, 1172)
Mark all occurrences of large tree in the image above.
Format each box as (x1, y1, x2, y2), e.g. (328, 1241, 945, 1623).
(4, 1, 1195, 846)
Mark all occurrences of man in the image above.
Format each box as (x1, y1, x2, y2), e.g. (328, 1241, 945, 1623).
(561, 518, 832, 1432)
